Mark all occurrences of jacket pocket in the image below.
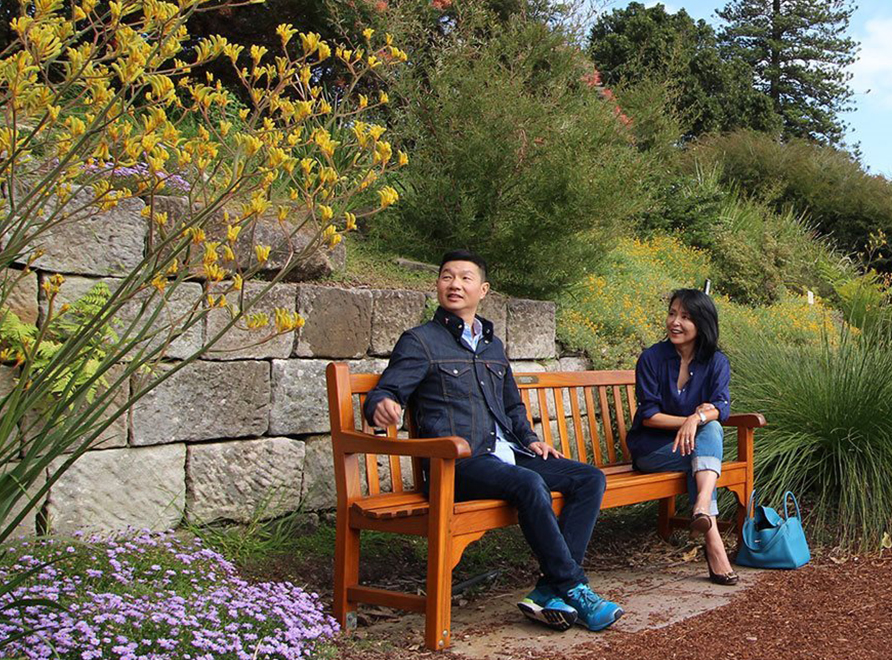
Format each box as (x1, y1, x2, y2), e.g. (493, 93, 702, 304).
(485, 361, 507, 398)
(438, 363, 473, 398)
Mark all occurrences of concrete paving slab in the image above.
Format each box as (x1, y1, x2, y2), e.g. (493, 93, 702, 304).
(355, 561, 763, 658)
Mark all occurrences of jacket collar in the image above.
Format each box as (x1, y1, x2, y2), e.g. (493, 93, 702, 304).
(434, 306, 494, 343)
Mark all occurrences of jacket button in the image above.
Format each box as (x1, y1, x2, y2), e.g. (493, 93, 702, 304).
(480, 380, 484, 385)
(490, 431, 495, 436)
(453, 369, 458, 374)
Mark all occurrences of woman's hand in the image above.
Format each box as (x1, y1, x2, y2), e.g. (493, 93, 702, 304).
(673, 415, 701, 456)
(529, 442, 564, 460)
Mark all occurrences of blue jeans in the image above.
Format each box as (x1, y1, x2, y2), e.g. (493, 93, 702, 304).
(633, 421, 724, 516)
(451, 453, 606, 591)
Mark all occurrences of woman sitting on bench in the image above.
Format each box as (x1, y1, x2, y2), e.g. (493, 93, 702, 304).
(626, 288, 738, 586)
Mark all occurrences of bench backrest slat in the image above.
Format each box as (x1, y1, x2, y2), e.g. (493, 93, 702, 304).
(583, 387, 602, 465)
(521, 389, 534, 429)
(569, 388, 587, 463)
(336, 367, 637, 497)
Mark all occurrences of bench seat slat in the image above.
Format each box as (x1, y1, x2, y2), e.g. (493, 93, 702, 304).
(352, 462, 748, 521)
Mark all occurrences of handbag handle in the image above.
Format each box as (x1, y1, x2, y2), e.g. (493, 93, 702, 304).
(783, 491, 802, 520)
(746, 489, 760, 518)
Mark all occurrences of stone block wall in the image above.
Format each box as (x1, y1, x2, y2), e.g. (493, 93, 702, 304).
(3, 202, 588, 536)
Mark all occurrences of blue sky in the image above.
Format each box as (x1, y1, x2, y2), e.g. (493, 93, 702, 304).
(603, 1, 891, 177)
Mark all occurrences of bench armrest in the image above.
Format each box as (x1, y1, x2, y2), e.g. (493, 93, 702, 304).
(334, 429, 472, 459)
(722, 412, 764, 465)
(723, 413, 767, 428)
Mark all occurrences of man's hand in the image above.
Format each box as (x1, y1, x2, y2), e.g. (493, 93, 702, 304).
(696, 403, 716, 415)
(529, 441, 564, 460)
(672, 415, 700, 456)
(372, 398, 403, 429)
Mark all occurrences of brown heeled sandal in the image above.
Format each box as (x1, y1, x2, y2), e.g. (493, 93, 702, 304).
(704, 547, 739, 586)
(690, 511, 713, 534)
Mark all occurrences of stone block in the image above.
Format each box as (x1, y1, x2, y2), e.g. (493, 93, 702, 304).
(294, 286, 372, 358)
(269, 358, 388, 435)
(0, 365, 16, 401)
(130, 360, 270, 445)
(46, 444, 185, 534)
(559, 356, 591, 372)
(1, 268, 38, 325)
(29, 196, 147, 276)
(300, 435, 336, 510)
(235, 216, 346, 281)
(186, 437, 305, 524)
(39, 275, 203, 360)
(478, 292, 508, 344)
(1, 463, 45, 538)
(22, 363, 129, 452)
(204, 281, 297, 360)
(506, 298, 556, 359)
(369, 289, 427, 356)
(160, 204, 345, 281)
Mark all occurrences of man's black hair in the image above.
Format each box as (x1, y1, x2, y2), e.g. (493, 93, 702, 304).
(669, 288, 719, 362)
(439, 250, 488, 281)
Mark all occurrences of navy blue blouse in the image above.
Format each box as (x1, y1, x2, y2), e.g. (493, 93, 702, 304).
(626, 340, 731, 456)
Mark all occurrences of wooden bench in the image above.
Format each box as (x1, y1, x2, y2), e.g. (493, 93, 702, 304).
(326, 362, 765, 650)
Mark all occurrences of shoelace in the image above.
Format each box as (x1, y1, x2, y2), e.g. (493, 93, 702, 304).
(567, 585, 603, 610)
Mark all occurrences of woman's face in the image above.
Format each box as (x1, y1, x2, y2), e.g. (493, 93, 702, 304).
(666, 297, 698, 349)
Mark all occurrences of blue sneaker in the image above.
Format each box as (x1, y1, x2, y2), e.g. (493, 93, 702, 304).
(560, 583, 624, 631)
(517, 586, 578, 631)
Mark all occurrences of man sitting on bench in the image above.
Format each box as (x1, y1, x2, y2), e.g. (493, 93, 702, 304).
(364, 249, 624, 632)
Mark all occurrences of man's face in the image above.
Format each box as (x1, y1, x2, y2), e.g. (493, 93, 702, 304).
(436, 260, 489, 319)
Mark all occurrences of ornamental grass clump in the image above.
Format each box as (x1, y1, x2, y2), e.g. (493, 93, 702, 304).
(0, 530, 338, 659)
(728, 330, 892, 549)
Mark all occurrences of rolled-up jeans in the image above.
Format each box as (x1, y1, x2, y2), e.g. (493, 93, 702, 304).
(633, 420, 724, 516)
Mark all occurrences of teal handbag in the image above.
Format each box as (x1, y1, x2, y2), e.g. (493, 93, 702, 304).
(735, 490, 811, 569)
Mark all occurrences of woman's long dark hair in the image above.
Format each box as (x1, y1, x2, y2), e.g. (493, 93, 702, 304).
(669, 289, 719, 363)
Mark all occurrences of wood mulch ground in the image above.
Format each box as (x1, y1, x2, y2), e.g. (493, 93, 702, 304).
(331, 552, 891, 660)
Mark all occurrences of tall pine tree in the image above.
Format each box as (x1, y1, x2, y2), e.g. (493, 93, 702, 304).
(717, 0, 858, 145)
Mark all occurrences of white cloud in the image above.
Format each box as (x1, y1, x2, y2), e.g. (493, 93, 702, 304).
(850, 17, 892, 108)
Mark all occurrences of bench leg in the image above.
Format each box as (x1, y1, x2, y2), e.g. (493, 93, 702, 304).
(728, 484, 749, 543)
(425, 458, 455, 651)
(334, 515, 360, 630)
(657, 496, 675, 540)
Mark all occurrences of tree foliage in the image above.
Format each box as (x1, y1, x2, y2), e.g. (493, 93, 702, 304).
(588, 2, 780, 139)
(375, 7, 656, 297)
(689, 131, 892, 270)
(717, 0, 858, 145)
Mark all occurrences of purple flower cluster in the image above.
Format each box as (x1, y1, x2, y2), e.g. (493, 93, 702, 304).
(0, 531, 338, 659)
(82, 160, 192, 194)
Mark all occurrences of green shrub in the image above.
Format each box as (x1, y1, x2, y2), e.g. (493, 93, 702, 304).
(374, 10, 655, 297)
(558, 234, 839, 368)
(688, 130, 892, 269)
(728, 330, 892, 549)
(709, 198, 833, 305)
(558, 234, 712, 368)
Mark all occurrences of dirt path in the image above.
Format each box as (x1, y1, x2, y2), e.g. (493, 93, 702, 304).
(332, 552, 891, 660)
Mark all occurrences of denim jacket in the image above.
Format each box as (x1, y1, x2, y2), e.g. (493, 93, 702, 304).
(363, 306, 538, 459)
